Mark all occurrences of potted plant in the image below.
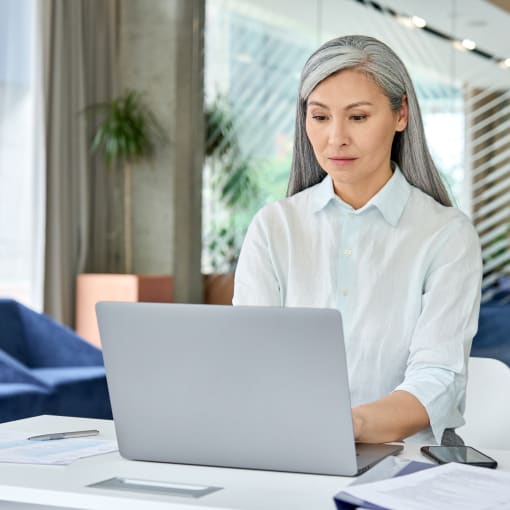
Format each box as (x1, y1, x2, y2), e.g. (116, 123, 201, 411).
(90, 90, 165, 273)
(203, 97, 261, 304)
(76, 90, 170, 347)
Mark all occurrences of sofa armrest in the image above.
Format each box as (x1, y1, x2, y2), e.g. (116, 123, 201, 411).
(0, 350, 51, 389)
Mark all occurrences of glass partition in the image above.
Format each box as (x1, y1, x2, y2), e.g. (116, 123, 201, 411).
(204, 0, 510, 302)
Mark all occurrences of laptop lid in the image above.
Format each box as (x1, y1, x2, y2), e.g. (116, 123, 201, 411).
(96, 302, 401, 476)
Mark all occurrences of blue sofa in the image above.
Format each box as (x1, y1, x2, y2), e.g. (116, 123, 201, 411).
(0, 298, 112, 423)
(471, 302, 510, 367)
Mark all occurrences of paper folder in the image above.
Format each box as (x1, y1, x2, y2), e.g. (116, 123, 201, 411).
(334, 458, 435, 510)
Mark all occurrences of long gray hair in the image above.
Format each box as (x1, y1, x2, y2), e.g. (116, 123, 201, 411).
(288, 35, 452, 206)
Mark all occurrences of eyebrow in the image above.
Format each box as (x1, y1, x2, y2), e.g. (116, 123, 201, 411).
(307, 100, 373, 110)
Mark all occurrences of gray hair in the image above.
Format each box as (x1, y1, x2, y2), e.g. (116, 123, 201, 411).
(288, 35, 452, 207)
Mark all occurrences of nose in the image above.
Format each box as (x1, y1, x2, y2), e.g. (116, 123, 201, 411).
(328, 117, 350, 146)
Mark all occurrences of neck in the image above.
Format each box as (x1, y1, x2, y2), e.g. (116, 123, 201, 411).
(333, 166, 393, 209)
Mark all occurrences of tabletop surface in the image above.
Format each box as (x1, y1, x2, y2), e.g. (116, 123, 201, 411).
(0, 415, 509, 510)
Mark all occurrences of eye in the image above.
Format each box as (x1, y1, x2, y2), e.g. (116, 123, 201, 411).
(311, 115, 327, 121)
(350, 114, 367, 122)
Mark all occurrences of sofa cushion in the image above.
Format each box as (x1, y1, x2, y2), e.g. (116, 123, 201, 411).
(30, 367, 112, 419)
(471, 303, 510, 367)
(0, 350, 51, 389)
(31, 366, 106, 387)
(0, 299, 112, 422)
(0, 299, 103, 367)
(0, 383, 50, 423)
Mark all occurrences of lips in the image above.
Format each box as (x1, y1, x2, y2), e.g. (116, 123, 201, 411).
(328, 157, 357, 166)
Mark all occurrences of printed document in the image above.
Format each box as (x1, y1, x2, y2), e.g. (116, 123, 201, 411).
(344, 462, 510, 510)
(0, 430, 117, 465)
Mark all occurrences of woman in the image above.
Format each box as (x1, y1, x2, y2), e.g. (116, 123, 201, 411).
(233, 35, 482, 445)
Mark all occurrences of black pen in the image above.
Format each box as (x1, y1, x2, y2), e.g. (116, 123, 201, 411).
(27, 429, 100, 441)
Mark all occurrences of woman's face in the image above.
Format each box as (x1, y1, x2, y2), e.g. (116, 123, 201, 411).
(305, 69, 408, 206)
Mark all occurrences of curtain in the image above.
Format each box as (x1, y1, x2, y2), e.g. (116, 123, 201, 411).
(41, 0, 119, 327)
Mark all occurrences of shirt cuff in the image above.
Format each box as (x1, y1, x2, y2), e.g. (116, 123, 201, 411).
(394, 366, 465, 444)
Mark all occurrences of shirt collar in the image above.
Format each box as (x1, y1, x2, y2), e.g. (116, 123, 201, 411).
(368, 165, 411, 226)
(310, 163, 411, 227)
(310, 173, 337, 213)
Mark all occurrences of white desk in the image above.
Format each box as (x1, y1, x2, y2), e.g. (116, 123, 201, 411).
(1, 416, 509, 510)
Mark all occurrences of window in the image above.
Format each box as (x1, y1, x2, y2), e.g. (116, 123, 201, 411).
(202, 0, 478, 273)
(203, 1, 316, 273)
(0, 0, 44, 309)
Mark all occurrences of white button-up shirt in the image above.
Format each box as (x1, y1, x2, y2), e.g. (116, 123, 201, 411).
(233, 167, 482, 443)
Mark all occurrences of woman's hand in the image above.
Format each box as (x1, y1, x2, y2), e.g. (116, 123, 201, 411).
(352, 390, 430, 443)
(352, 412, 364, 441)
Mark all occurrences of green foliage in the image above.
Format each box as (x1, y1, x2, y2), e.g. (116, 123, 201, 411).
(204, 97, 261, 272)
(85, 90, 165, 273)
(257, 155, 292, 204)
(205, 98, 237, 159)
(484, 225, 510, 270)
(89, 90, 165, 166)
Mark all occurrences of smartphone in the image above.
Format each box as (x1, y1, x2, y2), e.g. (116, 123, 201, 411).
(421, 445, 497, 469)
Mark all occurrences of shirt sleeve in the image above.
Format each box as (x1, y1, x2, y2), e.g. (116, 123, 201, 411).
(233, 207, 283, 306)
(394, 216, 482, 444)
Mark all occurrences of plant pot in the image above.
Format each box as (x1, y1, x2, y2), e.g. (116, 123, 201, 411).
(203, 273, 234, 305)
(75, 273, 173, 348)
(76, 273, 235, 348)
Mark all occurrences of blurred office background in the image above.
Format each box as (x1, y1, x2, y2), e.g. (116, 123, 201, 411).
(1, 0, 510, 331)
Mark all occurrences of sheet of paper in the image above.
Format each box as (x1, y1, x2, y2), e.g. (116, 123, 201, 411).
(344, 462, 510, 510)
(0, 430, 118, 465)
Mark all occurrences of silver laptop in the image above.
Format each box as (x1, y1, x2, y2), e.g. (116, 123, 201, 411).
(96, 302, 402, 476)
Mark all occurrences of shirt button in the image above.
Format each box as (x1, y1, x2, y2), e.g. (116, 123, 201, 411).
(342, 289, 349, 296)
(343, 249, 352, 256)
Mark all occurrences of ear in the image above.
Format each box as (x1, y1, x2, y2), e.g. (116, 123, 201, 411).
(395, 94, 408, 132)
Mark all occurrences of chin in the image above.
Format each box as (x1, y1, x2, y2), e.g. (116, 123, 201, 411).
(327, 168, 357, 181)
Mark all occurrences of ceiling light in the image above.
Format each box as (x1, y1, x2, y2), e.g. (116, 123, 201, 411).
(411, 16, 426, 28)
(396, 15, 426, 29)
(359, 0, 510, 74)
(462, 39, 476, 51)
(395, 15, 414, 28)
(452, 40, 465, 51)
(453, 39, 477, 52)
